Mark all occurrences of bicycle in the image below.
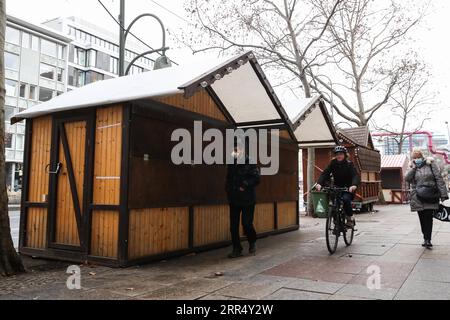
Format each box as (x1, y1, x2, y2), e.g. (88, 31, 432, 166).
(321, 186, 356, 254)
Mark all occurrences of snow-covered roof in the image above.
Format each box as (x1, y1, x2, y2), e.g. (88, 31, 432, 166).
(285, 96, 338, 147)
(12, 51, 290, 128)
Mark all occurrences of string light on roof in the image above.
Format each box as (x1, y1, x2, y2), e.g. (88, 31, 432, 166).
(200, 81, 209, 88)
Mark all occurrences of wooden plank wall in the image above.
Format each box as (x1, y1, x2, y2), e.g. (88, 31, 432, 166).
(193, 205, 230, 247)
(25, 116, 52, 249)
(54, 121, 86, 246)
(93, 106, 122, 205)
(90, 211, 119, 258)
(90, 105, 123, 258)
(128, 202, 289, 260)
(128, 207, 189, 259)
(277, 201, 298, 229)
(155, 90, 227, 122)
(26, 208, 47, 249)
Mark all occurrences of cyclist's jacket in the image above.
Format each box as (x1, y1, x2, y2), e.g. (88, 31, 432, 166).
(317, 159, 360, 188)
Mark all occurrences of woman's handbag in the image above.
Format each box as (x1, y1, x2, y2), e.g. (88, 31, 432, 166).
(416, 165, 440, 204)
(433, 204, 450, 222)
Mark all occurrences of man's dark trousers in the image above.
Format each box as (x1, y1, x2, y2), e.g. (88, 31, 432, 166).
(229, 204, 257, 250)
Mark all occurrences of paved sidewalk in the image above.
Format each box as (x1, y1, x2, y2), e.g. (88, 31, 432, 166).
(1, 205, 450, 300)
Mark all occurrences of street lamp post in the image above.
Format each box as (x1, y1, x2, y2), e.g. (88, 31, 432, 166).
(446, 121, 450, 144)
(118, 0, 171, 77)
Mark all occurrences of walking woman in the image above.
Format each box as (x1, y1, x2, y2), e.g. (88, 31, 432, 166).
(405, 149, 449, 248)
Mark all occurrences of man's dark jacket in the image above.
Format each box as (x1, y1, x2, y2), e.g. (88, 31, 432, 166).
(318, 159, 360, 188)
(226, 157, 261, 206)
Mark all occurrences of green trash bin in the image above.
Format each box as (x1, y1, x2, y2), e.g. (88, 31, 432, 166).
(311, 191, 329, 218)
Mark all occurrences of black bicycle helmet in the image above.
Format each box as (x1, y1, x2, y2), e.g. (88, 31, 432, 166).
(334, 146, 348, 154)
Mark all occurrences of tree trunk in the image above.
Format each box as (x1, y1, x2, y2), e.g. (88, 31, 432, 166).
(0, 0, 25, 277)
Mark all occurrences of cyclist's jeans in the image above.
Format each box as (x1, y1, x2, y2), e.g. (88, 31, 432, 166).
(337, 192, 354, 217)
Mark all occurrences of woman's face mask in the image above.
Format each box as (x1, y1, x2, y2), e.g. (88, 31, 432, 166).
(414, 158, 424, 166)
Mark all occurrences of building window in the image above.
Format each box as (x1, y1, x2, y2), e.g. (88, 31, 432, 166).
(68, 66, 85, 87)
(19, 84, 26, 98)
(22, 32, 30, 49)
(5, 52, 20, 70)
(6, 26, 20, 45)
(29, 85, 37, 100)
(41, 39, 57, 57)
(39, 87, 54, 102)
(74, 47, 86, 66)
(5, 106, 15, 121)
(5, 133, 13, 149)
(5, 79, 18, 97)
(87, 50, 97, 67)
(16, 134, 24, 151)
(85, 71, 104, 84)
(57, 44, 65, 60)
(31, 35, 39, 51)
(40, 63, 56, 80)
(57, 67, 64, 82)
(109, 56, 118, 74)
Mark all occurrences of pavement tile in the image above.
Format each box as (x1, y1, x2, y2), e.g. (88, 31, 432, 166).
(175, 277, 233, 293)
(264, 288, 331, 300)
(214, 281, 287, 300)
(283, 279, 345, 294)
(395, 279, 450, 300)
(336, 284, 398, 300)
(137, 286, 208, 300)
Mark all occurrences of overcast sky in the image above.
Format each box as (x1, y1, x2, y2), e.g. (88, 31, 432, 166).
(6, 0, 450, 137)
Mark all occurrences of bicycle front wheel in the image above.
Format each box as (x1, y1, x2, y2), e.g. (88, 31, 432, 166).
(325, 209, 339, 254)
(343, 224, 354, 246)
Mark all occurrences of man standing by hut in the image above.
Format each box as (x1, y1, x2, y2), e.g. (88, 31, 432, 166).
(226, 141, 261, 258)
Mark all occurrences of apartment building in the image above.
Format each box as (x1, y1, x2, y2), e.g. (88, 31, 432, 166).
(4, 15, 71, 192)
(42, 16, 154, 90)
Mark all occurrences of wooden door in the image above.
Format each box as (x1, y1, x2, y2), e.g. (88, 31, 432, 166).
(48, 114, 94, 251)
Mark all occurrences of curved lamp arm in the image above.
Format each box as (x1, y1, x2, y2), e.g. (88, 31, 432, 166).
(125, 47, 169, 75)
(124, 13, 167, 55)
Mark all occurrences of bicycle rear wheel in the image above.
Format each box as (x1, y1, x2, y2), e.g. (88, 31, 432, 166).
(326, 209, 339, 254)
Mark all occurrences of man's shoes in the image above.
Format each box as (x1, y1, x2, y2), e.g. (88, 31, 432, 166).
(345, 216, 355, 228)
(249, 243, 256, 255)
(228, 249, 243, 259)
(422, 241, 427, 247)
(425, 240, 433, 249)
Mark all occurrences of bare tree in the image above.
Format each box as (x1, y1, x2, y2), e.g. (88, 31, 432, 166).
(372, 58, 435, 154)
(0, 0, 25, 276)
(180, 0, 343, 99)
(309, 0, 428, 126)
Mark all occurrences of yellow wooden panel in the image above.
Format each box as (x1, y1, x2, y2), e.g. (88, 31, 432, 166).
(193, 205, 230, 247)
(93, 105, 123, 205)
(277, 201, 298, 229)
(26, 208, 47, 249)
(128, 207, 189, 259)
(54, 121, 86, 246)
(155, 90, 227, 122)
(90, 211, 119, 258)
(28, 116, 52, 203)
(254, 203, 275, 233)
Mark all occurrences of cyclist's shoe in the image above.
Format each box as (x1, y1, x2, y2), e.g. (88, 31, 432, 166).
(345, 216, 355, 228)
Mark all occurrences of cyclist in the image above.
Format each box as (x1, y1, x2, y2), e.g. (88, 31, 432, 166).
(315, 146, 360, 227)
